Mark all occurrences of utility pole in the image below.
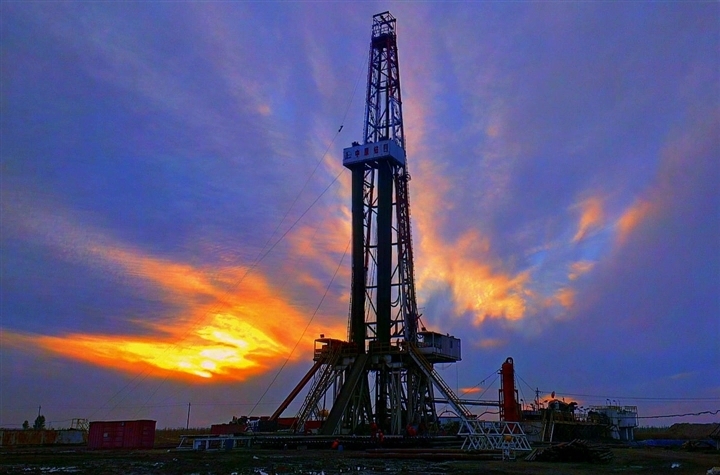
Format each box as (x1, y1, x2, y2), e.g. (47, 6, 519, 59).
(186, 403, 191, 430)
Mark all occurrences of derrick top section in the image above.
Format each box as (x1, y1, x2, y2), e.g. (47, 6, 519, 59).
(343, 11, 406, 169)
(371, 11, 397, 46)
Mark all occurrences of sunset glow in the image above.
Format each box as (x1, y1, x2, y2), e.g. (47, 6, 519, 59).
(2, 2, 716, 428)
(2, 222, 346, 381)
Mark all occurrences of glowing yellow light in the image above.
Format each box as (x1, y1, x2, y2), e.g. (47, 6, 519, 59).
(4, 239, 347, 382)
(201, 361, 217, 371)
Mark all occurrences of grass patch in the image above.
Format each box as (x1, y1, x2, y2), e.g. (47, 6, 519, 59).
(634, 426, 672, 440)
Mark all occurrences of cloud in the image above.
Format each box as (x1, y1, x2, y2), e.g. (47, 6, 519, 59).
(4, 319, 279, 381)
(669, 372, 695, 381)
(615, 199, 653, 246)
(397, 28, 538, 327)
(568, 261, 595, 280)
(4, 242, 345, 381)
(475, 338, 506, 349)
(1, 198, 346, 381)
(459, 387, 482, 395)
(553, 288, 575, 310)
(572, 198, 605, 243)
(3, 2, 717, 429)
(416, 228, 532, 324)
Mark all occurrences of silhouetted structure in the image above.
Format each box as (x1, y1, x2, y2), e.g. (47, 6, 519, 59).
(272, 12, 463, 436)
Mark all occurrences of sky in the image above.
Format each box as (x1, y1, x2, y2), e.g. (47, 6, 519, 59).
(1, 2, 718, 430)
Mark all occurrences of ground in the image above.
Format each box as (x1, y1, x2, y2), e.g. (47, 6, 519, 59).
(1, 446, 719, 475)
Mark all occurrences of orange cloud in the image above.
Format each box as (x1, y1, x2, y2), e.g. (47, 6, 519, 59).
(2, 205, 347, 381)
(616, 199, 653, 245)
(568, 260, 595, 280)
(6, 322, 279, 381)
(573, 197, 604, 242)
(459, 387, 482, 395)
(485, 123, 500, 138)
(475, 338, 507, 349)
(288, 217, 351, 271)
(417, 229, 531, 324)
(399, 57, 533, 326)
(554, 287, 575, 309)
(71, 245, 346, 380)
(453, 264, 530, 322)
(257, 104, 272, 116)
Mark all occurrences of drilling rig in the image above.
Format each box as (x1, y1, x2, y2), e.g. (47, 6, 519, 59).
(271, 11, 467, 436)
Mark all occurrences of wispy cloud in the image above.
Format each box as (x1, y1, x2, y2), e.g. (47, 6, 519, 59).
(2, 197, 346, 381)
(615, 199, 653, 246)
(669, 371, 695, 381)
(552, 287, 575, 310)
(573, 198, 605, 243)
(475, 338, 507, 349)
(3, 2, 717, 428)
(568, 261, 595, 280)
(459, 387, 482, 395)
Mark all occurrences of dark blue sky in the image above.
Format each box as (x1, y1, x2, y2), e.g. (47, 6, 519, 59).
(1, 2, 718, 428)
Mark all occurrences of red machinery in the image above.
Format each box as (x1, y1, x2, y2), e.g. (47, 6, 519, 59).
(499, 357, 521, 422)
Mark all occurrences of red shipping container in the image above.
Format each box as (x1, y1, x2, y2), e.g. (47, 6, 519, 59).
(88, 420, 156, 449)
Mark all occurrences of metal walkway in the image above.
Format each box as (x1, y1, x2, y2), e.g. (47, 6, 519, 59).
(408, 345, 530, 457)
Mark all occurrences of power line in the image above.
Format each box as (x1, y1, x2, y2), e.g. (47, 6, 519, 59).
(637, 409, 720, 419)
(92, 115, 351, 419)
(86, 43, 369, 418)
(248, 237, 351, 416)
(542, 391, 720, 402)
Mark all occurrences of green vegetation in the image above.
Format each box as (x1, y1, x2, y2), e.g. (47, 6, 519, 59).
(634, 426, 672, 440)
(33, 415, 46, 430)
(634, 423, 719, 440)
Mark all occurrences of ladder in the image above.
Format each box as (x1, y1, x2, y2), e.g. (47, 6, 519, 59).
(407, 344, 472, 419)
(320, 353, 370, 435)
(292, 344, 344, 432)
(407, 345, 530, 456)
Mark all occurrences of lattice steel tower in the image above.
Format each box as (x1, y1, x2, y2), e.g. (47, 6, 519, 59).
(272, 11, 463, 436)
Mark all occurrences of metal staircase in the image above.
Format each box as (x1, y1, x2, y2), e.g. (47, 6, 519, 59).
(320, 353, 370, 435)
(408, 344, 472, 419)
(291, 344, 344, 432)
(408, 345, 530, 457)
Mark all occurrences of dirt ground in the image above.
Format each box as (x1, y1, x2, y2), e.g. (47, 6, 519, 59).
(1, 446, 719, 475)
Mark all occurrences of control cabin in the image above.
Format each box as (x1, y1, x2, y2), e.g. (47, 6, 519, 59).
(416, 331, 461, 363)
(588, 405, 639, 441)
(313, 338, 356, 362)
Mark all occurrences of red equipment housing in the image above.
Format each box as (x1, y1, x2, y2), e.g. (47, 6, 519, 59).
(499, 357, 521, 422)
